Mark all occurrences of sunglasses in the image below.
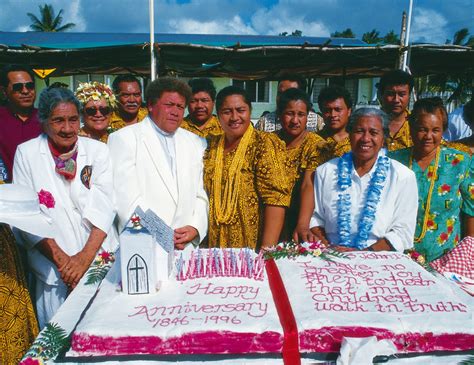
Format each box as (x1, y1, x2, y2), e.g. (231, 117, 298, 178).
(11, 82, 35, 92)
(84, 106, 112, 116)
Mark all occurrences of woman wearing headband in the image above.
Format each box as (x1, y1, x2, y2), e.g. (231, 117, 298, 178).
(75, 81, 117, 143)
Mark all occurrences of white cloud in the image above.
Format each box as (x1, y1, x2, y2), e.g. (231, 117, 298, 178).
(168, 16, 257, 35)
(410, 7, 449, 43)
(66, 0, 86, 32)
(250, 5, 330, 37)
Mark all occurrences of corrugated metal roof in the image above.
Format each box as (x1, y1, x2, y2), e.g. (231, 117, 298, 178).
(0, 31, 367, 49)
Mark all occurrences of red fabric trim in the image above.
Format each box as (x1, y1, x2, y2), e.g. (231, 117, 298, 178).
(265, 259, 301, 365)
(72, 331, 283, 355)
(299, 327, 474, 353)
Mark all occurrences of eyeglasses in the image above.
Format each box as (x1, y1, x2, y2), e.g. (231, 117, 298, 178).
(84, 106, 112, 116)
(11, 82, 35, 93)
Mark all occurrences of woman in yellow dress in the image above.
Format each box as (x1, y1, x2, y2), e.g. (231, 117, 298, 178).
(204, 86, 291, 250)
(274, 88, 327, 240)
(294, 85, 353, 242)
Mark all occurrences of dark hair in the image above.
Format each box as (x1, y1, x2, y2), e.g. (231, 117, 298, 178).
(0, 64, 36, 87)
(112, 74, 141, 94)
(188, 78, 217, 101)
(277, 88, 311, 115)
(408, 97, 448, 131)
(145, 77, 192, 106)
(378, 69, 414, 93)
(317, 85, 353, 110)
(38, 87, 81, 125)
(278, 74, 307, 91)
(215, 86, 252, 112)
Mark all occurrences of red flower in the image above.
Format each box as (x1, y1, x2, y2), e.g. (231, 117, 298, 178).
(427, 219, 435, 228)
(19, 358, 42, 365)
(276, 246, 283, 251)
(440, 184, 450, 193)
(447, 225, 453, 233)
(439, 232, 449, 241)
(38, 189, 55, 208)
(99, 251, 113, 263)
(299, 247, 308, 254)
(452, 158, 460, 166)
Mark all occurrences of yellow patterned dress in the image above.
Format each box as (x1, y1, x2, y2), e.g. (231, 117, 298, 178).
(317, 129, 352, 160)
(78, 128, 109, 143)
(386, 119, 413, 151)
(276, 131, 328, 240)
(181, 115, 223, 138)
(204, 129, 291, 249)
(109, 107, 148, 131)
(0, 224, 39, 364)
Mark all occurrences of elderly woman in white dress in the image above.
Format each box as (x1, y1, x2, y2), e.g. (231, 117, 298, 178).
(13, 87, 118, 328)
(309, 108, 418, 252)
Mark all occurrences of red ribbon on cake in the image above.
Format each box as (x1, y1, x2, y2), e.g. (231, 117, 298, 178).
(265, 258, 301, 365)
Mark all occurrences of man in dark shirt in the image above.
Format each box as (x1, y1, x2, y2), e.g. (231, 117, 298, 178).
(0, 65, 42, 182)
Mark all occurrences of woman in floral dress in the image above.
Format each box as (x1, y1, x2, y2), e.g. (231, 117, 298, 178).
(390, 97, 473, 262)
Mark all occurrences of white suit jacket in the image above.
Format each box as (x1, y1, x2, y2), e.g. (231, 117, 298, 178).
(107, 117, 208, 243)
(13, 135, 118, 285)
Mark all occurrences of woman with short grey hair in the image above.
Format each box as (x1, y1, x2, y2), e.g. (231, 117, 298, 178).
(12, 86, 118, 328)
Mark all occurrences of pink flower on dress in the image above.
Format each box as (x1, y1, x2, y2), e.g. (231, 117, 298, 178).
(38, 189, 55, 208)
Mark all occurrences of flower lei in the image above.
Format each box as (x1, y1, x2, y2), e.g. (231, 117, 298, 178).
(75, 81, 117, 108)
(337, 152, 390, 249)
(213, 125, 254, 224)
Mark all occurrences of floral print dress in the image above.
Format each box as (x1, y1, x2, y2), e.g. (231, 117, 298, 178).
(390, 146, 473, 262)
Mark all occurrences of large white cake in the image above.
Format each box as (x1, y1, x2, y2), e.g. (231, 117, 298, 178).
(71, 248, 285, 356)
(274, 251, 474, 354)
(70, 248, 474, 360)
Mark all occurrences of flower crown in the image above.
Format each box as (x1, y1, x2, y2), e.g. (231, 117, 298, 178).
(75, 81, 117, 108)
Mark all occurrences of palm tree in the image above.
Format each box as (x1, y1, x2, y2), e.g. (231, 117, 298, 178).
(362, 29, 381, 44)
(382, 30, 400, 45)
(27, 4, 75, 32)
(331, 28, 356, 38)
(420, 28, 473, 106)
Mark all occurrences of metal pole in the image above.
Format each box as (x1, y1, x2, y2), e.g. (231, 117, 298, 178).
(402, 0, 413, 71)
(398, 11, 407, 69)
(149, 0, 156, 80)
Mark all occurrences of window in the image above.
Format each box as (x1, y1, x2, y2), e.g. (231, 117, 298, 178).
(232, 80, 270, 103)
(72, 74, 106, 90)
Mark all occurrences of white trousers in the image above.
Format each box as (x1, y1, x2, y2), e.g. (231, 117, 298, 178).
(35, 279, 68, 329)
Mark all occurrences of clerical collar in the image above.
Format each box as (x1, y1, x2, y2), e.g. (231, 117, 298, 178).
(152, 121, 175, 137)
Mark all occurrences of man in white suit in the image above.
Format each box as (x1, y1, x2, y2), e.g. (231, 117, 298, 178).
(108, 77, 208, 248)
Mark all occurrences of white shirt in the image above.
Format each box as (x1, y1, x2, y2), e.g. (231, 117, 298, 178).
(443, 106, 472, 141)
(310, 152, 418, 251)
(256, 110, 324, 132)
(151, 122, 177, 179)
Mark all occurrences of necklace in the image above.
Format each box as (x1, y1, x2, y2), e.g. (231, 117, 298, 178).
(337, 152, 390, 249)
(409, 146, 440, 243)
(213, 125, 254, 224)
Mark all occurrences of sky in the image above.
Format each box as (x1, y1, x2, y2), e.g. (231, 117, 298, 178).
(0, 0, 472, 44)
